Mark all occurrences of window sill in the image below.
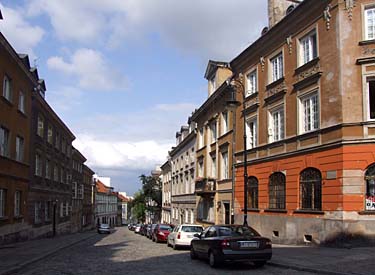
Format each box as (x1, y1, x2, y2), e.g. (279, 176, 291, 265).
(241, 208, 260, 213)
(293, 210, 324, 215)
(244, 92, 259, 101)
(17, 109, 27, 118)
(294, 57, 320, 75)
(359, 39, 375, 46)
(358, 211, 375, 215)
(266, 77, 285, 90)
(1, 96, 13, 107)
(264, 209, 287, 213)
(14, 215, 23, 219)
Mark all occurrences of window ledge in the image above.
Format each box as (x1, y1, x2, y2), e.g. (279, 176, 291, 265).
(264, 209, 287, 213)
(359, 39, 375, 46)
(266, 77, 285, 90)
(1, 96, 13, 107)
(294, 57, 320, 75)
(358, 211, 375, 215)
(17, 109, 27, 118)
(293, 210, 324, 215)
(241, 208, 260, 213)
(244, 92, 259, 102)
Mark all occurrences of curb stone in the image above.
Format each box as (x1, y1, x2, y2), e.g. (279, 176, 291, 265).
(0, 233, 97, 275)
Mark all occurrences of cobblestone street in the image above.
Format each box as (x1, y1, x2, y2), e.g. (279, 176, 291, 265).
(15, 227, 313, 275)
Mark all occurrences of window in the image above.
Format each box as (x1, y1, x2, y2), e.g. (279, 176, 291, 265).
(269, 172, 286, 209)
(269, 107, 284, 142)
(60, 202, 64, 217)
(210, 121, 217, 143)
(246, 117, 257, 149)
(221, 151, 229, 180)
(55, 132, 60, 149)
(3, 75, 12, 102)
(0, 189, 6, 217)
(0, 126, 10, 157)
(62, 138, 66, 154)
(37, 115, 44, 137)
(198, 128, 204, 148)
(246, 70, 257, 96)
(365, 164, 375, 211)
(18, 91, 25, 113)
(300, 168, 322, 211)
(300, 92, 319, 133)
(198, 159, 204, 177)
(222, 111, 228, 135)
(47, 125, 53, 144)
(14, 191, 21, 217)
(35, 153, 42, 176)
(16, 136, 24, 162)
(209, 74, 216, 95)
(299, 30, 317, 65)
(365, 7, 375, 40)
(210, 154, 216, 178)
(367, 80, 375, 120)
(35, 202, 41, 223)
(61, 168, 65, 183)
(45, 159, 51, 179)
(248, 177, 258, 209)
(270, 53, 283, 82)
(53, 165, 59, 181)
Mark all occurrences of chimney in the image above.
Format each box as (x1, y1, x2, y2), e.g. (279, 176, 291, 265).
(0, 9, 3, 20)
(268, 0, 302, 28)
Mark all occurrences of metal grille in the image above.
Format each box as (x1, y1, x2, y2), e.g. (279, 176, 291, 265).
(248, 176, 258, 209)
(269, 172, 286, 209)
(300, 168, 322, 210)
(366, 164, 375, 196)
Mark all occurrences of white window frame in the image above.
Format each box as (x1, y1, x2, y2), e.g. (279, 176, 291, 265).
(299, 91, 320, 134)
(209, 73, 216, 95)
(35, 202, 41, 223)
(16, 136, 24, 162)
(268, 106, 285, 143)
(220, 151, 229, 180)
(210, 121, 217, 143)
(14, 191, 21, 217)
(221, 111, 228, 135)
(45, 159, 51, 179)
(366, 77, 375, 121)
(0, 126, 10, 157)
(299, 29, 318, 66)
(198, 128, 204, 149)
(35, 153, 42, 176)
(18, 90, 25, 113)
(246, 116, 257, 149)
(246, 69, 257, 97)
(210, 154, 216, 178)
(47, 125, 53, 144)
(37, 115, 44, 137)
(3, 75, 12, 102)
(365, 6, 375, 40)
(198, 159, 204, 177)
(270, 52, 284, 83)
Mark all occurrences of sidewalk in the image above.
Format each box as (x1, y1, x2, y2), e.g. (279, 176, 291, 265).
(270, 244, 375, 275)
(0, 230, 97, 275)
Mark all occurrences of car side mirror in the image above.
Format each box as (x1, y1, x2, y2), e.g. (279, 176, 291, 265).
(193, 233, 201, 238)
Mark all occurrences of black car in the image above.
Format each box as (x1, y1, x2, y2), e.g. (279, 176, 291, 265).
(190, 225, 272, 268)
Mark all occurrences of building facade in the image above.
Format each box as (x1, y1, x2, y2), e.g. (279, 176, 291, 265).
(191, 61, 235, 226)
(170, 123, 196, 225)
(161, 160, 172, 224)
(95, 179, 117, 227)
(0, 33, 34, 244)
(230, 0, 375, 245)
(71, 147, 86, 232)
(82, 164, 94, 230)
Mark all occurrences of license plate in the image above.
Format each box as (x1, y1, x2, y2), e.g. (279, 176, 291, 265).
(239, 241, 259, 248)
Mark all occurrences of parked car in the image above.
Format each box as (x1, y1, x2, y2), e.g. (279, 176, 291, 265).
(134, 224, 142, 234)
(152, 224, 173, 243)
(167, 224, 204, 250)
(128, 223, 136, 231)
(190, 225, 272, 268)
(97, 223, 111, 234)
(147, 224, 157, 239)
(140, 224, 147, 236)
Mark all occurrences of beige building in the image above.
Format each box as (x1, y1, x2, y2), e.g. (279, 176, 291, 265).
(161, 160, 172, 224)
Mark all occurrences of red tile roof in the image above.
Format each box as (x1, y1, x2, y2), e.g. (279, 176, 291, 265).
(96, 179, 112, 194)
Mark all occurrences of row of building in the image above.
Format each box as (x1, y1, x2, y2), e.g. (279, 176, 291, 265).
(0, 17, 130, 244)
(160, 0, 375, 245)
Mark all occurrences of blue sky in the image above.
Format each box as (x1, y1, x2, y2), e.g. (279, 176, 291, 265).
(0, 0, 267, 196)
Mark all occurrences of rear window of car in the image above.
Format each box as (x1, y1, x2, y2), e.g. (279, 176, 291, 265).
(218, 226, 260, 237)
(181, 226, 203, 233)
(159, 225, 172, 230)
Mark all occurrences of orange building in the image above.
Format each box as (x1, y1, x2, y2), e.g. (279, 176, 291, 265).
(230, 0, 375, 244)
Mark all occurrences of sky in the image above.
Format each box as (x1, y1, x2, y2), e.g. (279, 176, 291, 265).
(0, 0, 267, 196)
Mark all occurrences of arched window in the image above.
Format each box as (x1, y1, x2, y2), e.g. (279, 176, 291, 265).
(300, 168, 322, 210)
(269, 172, 286, 209)
(248, 176, 258, 209)
(365, 164, 375, 211)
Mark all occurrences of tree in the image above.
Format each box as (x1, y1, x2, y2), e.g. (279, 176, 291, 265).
(139, 174, 162, 223)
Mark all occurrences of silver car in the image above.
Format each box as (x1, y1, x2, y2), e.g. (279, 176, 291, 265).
(98, 223, 111, 234)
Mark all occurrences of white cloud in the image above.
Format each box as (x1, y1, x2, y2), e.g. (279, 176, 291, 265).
(47, 48, 128, 91)
(0, 4, 44, 58)
(27, 0, 267, 60)
(46, 86, 84, 111)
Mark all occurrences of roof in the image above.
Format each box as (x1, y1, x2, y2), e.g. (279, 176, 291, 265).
(96, 179, 113, 194)
(204, 60, 229, 80)
(117, 193, 129, 202)
(72, 146, 87, 162)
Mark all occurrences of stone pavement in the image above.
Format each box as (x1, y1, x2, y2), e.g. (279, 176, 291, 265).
(0, 230, 97, 275)
(0, 228, 374, 275)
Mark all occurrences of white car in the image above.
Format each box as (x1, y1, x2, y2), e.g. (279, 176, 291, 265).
(134, 224, 141, 233)
(98, 224, 111, 234)
(167, 224, 204, 250)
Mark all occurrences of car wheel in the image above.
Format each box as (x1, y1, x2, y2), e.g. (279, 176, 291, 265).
(172, 242, 178, 250)
(155, 237, 159, 243)
(209, 251, 219, 268)
(253, 261, 266, 268)
(152, 236, 155, 242)
(190, 247, 197, 260)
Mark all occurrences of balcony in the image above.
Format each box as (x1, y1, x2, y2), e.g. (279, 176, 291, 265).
(195, 178, 216, 196)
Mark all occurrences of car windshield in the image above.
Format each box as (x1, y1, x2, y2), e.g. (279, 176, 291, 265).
(101, 224, 109, 228)
(159, 225, 171, 230)
(217, 226, 260, 237)
(181, 226, 203, 233)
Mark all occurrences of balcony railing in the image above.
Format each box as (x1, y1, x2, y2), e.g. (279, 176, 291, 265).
(195, 178, 216, 195)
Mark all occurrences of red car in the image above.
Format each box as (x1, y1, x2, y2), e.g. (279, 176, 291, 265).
(152, 224, 173, 243)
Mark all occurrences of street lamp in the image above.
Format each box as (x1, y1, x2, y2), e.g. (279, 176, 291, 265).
(226, 76, 248, 226)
